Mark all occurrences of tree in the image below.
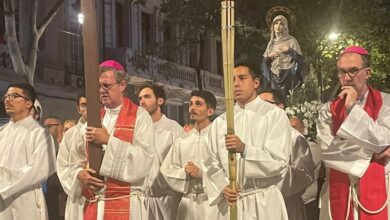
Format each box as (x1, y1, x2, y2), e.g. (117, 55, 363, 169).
(3, 0, 65, 85)
(161, 0, 221, 90)
(161, 0, 390, 96)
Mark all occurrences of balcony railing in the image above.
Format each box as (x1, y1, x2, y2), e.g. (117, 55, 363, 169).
(125, 48, 224, 95)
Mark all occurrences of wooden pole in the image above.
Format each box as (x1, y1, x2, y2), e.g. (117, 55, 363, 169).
(80, 0, 104, 176)
(221, 1, 237, 219)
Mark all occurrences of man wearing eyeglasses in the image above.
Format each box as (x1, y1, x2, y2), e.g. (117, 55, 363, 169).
(318, 46, 390, 220)
(62, 60, 155, 220)
(44, 116, 63, 145)
(0, 83, 57, 220)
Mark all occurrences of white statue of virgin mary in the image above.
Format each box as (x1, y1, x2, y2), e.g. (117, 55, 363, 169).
(262, 15, 303, 97)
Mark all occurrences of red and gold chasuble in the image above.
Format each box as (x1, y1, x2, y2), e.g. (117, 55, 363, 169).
(329, 87, 387, 220)
(83, 97, 138, 220)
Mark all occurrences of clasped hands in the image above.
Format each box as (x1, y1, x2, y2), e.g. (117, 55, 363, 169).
(269, 44, 290, 58)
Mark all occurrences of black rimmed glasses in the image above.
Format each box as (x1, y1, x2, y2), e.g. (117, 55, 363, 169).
(98, 83, 119, 90)
(337, 67, 367, 79)
(2, 93, 30, 101)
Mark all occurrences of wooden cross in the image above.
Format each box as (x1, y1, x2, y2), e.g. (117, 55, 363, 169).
(80, 0, 104, 177)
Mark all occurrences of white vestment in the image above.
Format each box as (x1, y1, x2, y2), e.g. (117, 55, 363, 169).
(0, 116, 57, 220)
(302, 141, 322, 205)
(57, 118, 88, 220)
(144, 114, 183, 220)
(161, 124, 222, 220)
(57, 105, 155, 220)
(203, 97, 291, 220)
(317, 92, 390, 220)
(279, 128, 315, 220)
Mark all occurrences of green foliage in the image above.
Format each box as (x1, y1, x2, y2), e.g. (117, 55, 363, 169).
(161, 0, 390, 96)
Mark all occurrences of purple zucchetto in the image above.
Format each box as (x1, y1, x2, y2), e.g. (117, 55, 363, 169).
(99, 60, 125, 72)
(340, 46, 369, 56)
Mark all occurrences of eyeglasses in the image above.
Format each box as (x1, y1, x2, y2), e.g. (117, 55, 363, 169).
(2, 93, 30, 101)
(98, 83, 119, 90)
(337, 67, 367, 78)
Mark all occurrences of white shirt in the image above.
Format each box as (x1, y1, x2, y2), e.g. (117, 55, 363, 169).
(202, 97, 291, 220)
(0, 116, 57, 220)
(318, 91, 390, 220)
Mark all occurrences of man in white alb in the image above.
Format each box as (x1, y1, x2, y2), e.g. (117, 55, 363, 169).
(58, 60, 155, 220)
(161, 90, 221, 220)
(137, 83, 183, 220)
(203, 63, 292, 220)
(0, 83, 57, 220)
(318, 46, 390, 220)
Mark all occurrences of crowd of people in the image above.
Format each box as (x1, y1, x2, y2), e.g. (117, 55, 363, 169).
(1, 45, 389, 220)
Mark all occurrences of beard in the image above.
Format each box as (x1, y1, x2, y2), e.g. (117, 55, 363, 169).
(146, 103, 159, 115)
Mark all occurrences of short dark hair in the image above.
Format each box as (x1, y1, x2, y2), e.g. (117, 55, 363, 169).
(77, 93, 86, 106)
(234, 62, 260, 80)
(258, 88, 286, 108)
(44, 116, 62, 124)
(6, 83, 37, 104)
(137, 82, 167, 105)
(190, 90, 217, 109)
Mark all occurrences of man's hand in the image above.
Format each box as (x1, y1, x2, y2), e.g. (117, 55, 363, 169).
(223, 186, 238, 205)
(86, 126, 109, 145)
(77, 168, 105, 191)
(225, 134, 245, 153)
(338, 86, 358, 108)
(373, 146, 390, 165)
(184, 162, 202, 177)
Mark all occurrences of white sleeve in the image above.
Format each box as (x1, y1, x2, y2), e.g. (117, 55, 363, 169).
(318, 103, 372, 177)
(56, 127, 86, 199)
(243, 109, 290, 178)
(337, 104, 390, 153)
(279, 132, 315, 197)
(0, 129, 57, 200)
(100, 108, 155, 183)
(202, 120, 230, 205)
(160, 138, 188, 193)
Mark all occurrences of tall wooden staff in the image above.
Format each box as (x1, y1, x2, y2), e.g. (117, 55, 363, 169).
(221, 1, 237, 220)
(80, 0, 104, 176)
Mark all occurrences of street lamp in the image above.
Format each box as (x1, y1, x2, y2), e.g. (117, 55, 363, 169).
(78, 13, 85, 24)
(328, 32, 339, 41)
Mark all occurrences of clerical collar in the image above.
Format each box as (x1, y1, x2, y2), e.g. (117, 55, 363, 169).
(104, 104, 122, 115)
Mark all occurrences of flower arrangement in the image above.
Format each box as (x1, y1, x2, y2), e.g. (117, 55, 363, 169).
(285, 100, 323, 141)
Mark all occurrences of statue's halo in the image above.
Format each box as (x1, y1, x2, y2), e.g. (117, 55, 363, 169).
(266, 6, 296, 33)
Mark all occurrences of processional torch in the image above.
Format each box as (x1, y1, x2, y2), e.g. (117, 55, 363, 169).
(221, 1, 237, 220)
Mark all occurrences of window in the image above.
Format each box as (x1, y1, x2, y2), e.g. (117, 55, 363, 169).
(141, 12, 154, 51)
(163, 20, 176, 62)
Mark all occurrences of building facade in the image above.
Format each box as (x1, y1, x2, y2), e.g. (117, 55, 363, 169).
(0, 0, 225, 124)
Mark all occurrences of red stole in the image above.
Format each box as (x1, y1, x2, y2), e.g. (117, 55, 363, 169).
(329, 87, 387, 220)
(84, 97, 138, 220)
